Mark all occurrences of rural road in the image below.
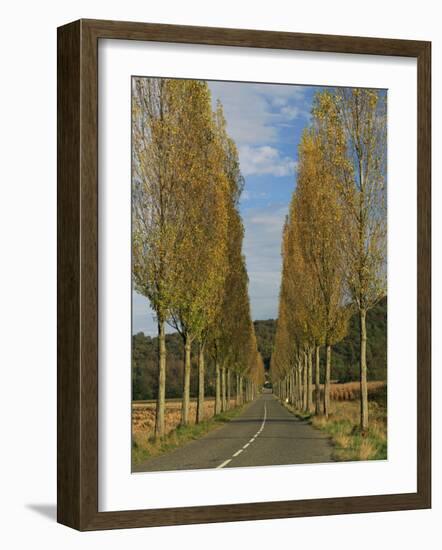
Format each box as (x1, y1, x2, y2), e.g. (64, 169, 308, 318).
(133, 393, 332, 472)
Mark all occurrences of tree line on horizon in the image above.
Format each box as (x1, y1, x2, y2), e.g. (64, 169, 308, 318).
(132, 77, 264, 440)
(132, 298, 386, 401)
(271, 88, 387, 433)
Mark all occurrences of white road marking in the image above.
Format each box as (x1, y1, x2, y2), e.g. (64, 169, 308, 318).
(216, 400, 267, 469)
(217, 458, 232, 469)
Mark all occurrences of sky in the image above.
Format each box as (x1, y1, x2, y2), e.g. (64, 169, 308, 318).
(133, 80, 319, 336)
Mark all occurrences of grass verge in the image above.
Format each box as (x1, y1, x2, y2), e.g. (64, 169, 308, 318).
(132, 406, 245, 467)
(280, 386, 387, 462)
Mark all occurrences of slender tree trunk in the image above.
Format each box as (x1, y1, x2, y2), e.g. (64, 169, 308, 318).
(299, 365, 303, 409)
(292, 369, 295, 405)
(315, 345, 321, 415)
(220, 366, 226, 412)
(287, 370, 293, 403)
(236, 373, 240, 405)
(181, 334, 191, 425)
(215, 359, 221, 416)
(196, 342, 205, 423)
(307, 347, 313, 412)
(226, 369, 231, 410)
(303, 351, 308, 411)
(324, 344, 331, 418)
(239, 375, 244, 405)
(360, 308, 369, 432)
(293, 369, 296, 405)
(155, 318, 166, 438)
(295, 365, 300, 409)
(286, 372, 290, 403)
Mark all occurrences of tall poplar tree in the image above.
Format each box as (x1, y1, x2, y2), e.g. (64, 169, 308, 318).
(165, 81, 230, 425)
(331, 89, 387, 431)
(132, 78, 186, 438)
(293, 126, 349, 417)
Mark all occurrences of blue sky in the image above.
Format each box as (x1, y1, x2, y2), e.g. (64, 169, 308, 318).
(133, 80, 319, 336)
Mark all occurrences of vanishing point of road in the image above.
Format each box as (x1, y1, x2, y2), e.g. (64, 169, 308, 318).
(133, 393, 332, 472)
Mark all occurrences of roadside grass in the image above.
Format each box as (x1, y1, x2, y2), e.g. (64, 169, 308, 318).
(132, 406, 244, 467)
(282, 383, 387, 462)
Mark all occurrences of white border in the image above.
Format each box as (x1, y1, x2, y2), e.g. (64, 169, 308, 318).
(98, 39, 417, 512)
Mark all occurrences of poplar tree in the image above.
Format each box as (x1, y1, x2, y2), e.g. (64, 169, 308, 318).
(132, 78, 186, 438)
(166, 81, 230, 425)
(331, 89, 387, 431)
(293, 126, 349, 417)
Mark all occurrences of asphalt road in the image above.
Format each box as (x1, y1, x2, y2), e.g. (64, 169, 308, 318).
(133, 393, 332, 472)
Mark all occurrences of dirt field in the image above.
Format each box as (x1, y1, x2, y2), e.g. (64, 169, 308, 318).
(132, 382, 386, 443)
(132, 398, 237, 440)
(326, 381, 386, 401)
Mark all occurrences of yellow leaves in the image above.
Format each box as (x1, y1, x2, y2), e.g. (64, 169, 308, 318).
(272, 87, 387, 383)
(132, 75, 257, 379)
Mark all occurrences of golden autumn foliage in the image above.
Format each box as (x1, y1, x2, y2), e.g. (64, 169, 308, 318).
(132, 78, 264, 435)
(272, 88, 386, 432)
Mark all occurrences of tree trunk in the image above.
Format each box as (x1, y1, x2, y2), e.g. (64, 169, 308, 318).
(221, 366, 226, 412)
(315, 345, 321, 415)
(295, 362, 302, 411)
(196, 342, 205, 423)
(324, 344, 331, 418)
(181, 334, 191, 425)
(286, 372, 290, 404)
(307, 348, 313, 412)
(155, 318, 166, 438)
(226, 369, 231, 410)
(293, 369, 296, 405)
(360, 308, 369, 432)
(215, 359, 221, 416)
(303, 351, 308, 411)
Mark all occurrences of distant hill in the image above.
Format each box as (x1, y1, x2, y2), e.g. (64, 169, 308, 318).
(332, 296, 387, 382)
(132, 332, 216, 401)
(132, 297, 387, 400)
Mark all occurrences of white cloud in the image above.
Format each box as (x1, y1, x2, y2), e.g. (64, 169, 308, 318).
(242, 205, 288, 320)
(239, 145, 297, 177)
(208, 81, 309, 147)
(280, 105, 301, 120)
(132, 204, 289, 331)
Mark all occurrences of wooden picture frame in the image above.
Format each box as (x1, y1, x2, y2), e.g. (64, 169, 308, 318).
(57, 19, 431, 531)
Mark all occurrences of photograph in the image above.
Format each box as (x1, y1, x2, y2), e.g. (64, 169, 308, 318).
(130, 77, 387, 473)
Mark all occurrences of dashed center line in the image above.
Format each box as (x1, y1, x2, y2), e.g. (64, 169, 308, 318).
(216, 401, 267, 469)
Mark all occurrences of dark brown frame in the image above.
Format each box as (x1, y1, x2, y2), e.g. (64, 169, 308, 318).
(57, 18, 431, 531)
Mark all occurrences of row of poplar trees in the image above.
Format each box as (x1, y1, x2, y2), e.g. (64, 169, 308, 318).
(271, 88, 387, 432)
(132, 78, 264, 439)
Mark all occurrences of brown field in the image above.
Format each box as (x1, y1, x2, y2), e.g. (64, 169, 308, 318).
(132, 398, 237, 440)
(326, 381, 386, 402)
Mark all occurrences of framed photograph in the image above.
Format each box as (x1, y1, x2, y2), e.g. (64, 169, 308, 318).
(57, 19, 431, 530)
